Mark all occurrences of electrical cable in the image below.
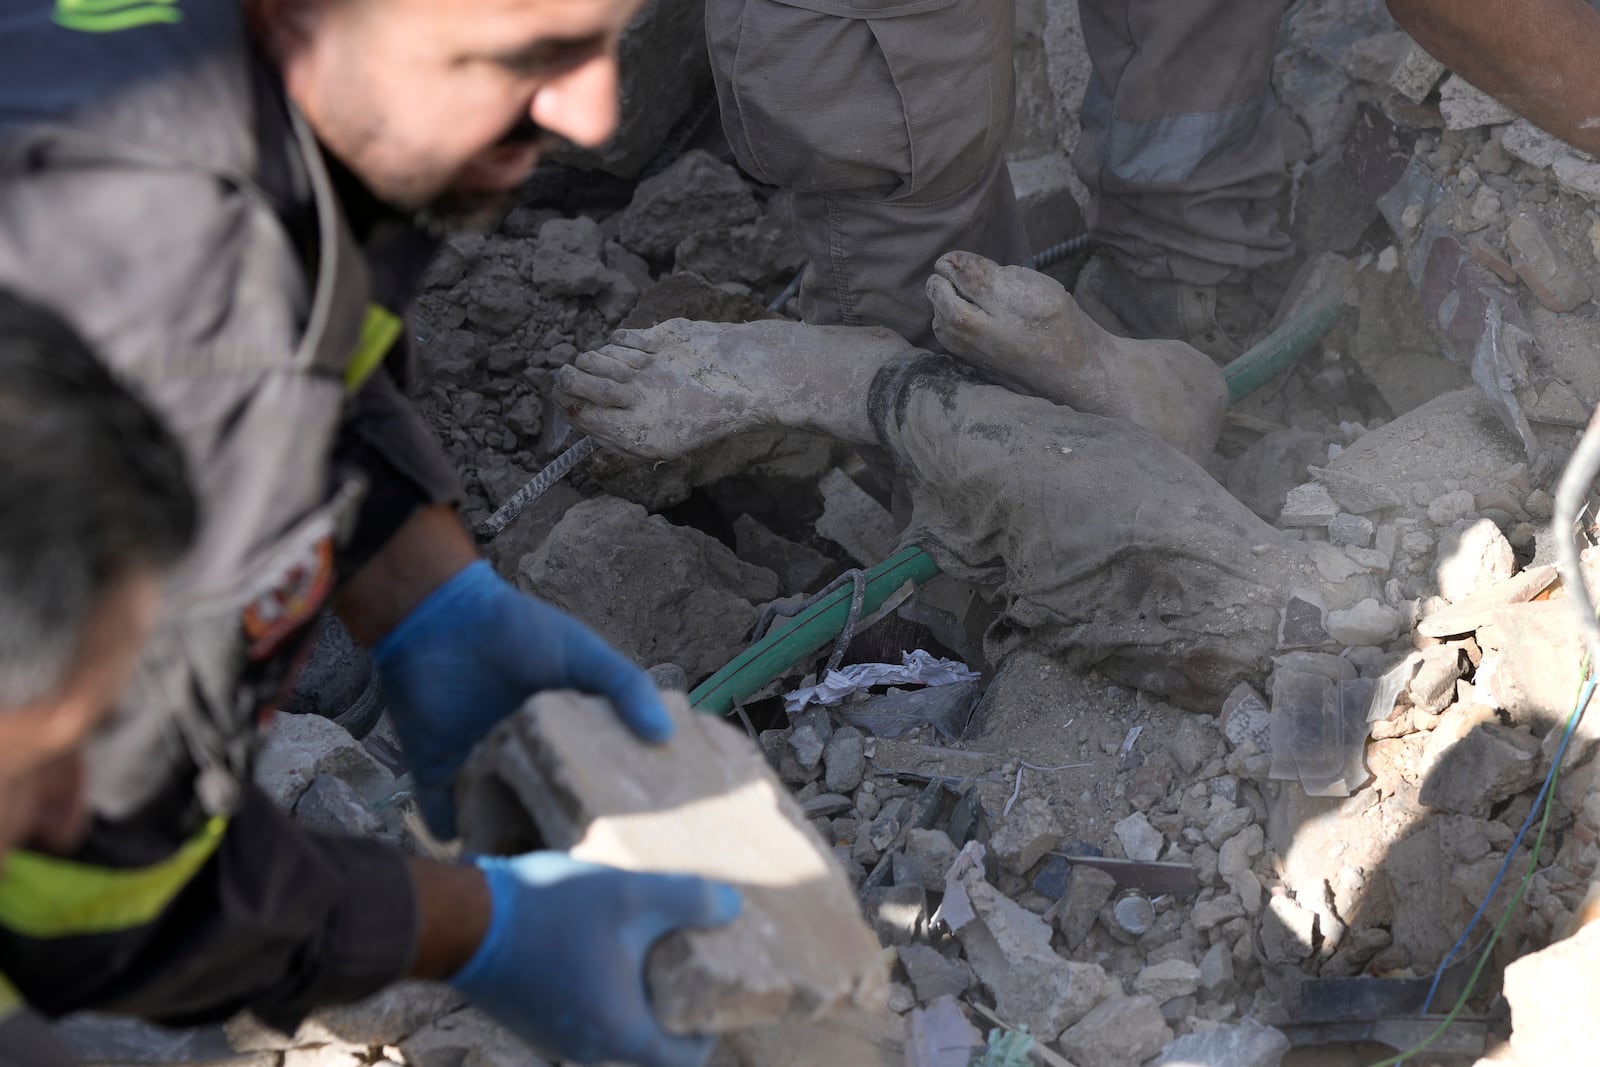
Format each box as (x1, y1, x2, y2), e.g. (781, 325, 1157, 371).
(824, 569, 868, 676)
(1377, 676, 1594, 1067)
(1555, 404, 1600, 669)
(1417, 674, 1596, 1014)
(1384, 405, 1600, 1064)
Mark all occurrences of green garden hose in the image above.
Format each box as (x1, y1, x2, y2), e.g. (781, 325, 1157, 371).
(689, 545, 942, 715)
(690, 293, 1347, 715)
(1223, 294, 1345, 403)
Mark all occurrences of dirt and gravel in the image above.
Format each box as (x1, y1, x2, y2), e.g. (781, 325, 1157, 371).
(56, 2, 1600, 1065)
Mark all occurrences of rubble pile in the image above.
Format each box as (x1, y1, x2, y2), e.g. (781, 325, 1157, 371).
(408, 148, 803, 555)
(737, 458, 1600, 1066)
(59, 2, 1600, 1065)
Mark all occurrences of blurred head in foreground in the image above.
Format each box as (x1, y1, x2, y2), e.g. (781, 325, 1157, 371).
(0, 291, 196, 859)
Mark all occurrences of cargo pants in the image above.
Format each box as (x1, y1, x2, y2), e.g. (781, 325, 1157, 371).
(706, 0, 1030, 348)
(1075, 0, 1295, 286)
(706, 0, 1294, 341)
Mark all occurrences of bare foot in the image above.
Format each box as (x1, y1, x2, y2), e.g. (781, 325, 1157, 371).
(926, 251, 1228, 461)
(553, 318, 911, 459)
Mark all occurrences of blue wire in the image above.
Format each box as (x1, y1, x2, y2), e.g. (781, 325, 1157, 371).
(1417, 676, 1597, 1015)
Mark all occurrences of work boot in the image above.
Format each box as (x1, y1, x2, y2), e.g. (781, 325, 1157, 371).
(279, 614, 385, 739)
(1074, 253, 1278, 364)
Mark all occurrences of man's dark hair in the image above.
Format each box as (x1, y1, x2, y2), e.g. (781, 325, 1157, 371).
(0, 290, 197, 706)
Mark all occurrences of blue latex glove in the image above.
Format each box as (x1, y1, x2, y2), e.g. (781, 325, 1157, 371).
(373, 560, 671, 837)
(451, 852, 742, 1067)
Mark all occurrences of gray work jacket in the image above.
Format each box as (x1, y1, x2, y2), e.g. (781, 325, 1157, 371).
(0, 0, 460, 1034)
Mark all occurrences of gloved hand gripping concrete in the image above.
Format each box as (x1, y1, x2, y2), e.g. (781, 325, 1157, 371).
(373, 559, 672, 838)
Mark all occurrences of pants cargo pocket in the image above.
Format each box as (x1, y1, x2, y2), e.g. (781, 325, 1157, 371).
(708, 0, 1009, 203)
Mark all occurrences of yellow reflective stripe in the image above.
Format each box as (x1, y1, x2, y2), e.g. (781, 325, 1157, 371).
(54, 0, 182, 32)
(345, 305, 403, 394)
(0, 974, 20, 1022)
(0, 816, 227, 938)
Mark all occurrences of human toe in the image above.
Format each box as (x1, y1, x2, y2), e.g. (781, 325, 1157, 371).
(574, 347, 647, 383)
(614, 319, 693, 354)
(926, 275, 986, 339)
(933, 250, 995, 302)
(554, 363, 643, 409)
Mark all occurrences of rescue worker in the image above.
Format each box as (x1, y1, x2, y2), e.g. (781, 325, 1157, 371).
(0, 1, 738, 1065)
(0, 290, 197, 1066)
(704, 0, 1295, 360)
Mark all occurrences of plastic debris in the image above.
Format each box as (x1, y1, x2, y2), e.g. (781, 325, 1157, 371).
(904, 996, 983, 1067)
(1270, 669, 1375, 797)
(977, 1025, 1036, 1066)
(783, 650, 981, 713)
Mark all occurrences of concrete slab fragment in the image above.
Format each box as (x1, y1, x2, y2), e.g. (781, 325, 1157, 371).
(457, 691, 887, 1035)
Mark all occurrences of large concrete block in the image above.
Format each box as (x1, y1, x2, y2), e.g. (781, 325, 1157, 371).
(457, 691, 887, 1035)
(517, 496, 778, 681)
(1504, 919, 1600, 1065)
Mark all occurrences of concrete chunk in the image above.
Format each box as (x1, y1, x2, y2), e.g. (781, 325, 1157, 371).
(1476, 600, 1589, 735)
(1114, 811, 1164, 862)
(903, 996, 981, 1067)
(816, 469, 901, 566)
(292, 774, 384, 838)
(1048, 865, 1117, 949)
(1419, 710, 1542, 815)
(1388, 39, 1446, 103)
(1327, 513, 1375, 549)
(712, 1007, 904, 1066)
(617, 151, 759, 259)
(519, 497, 779, 680)
(457, 690, 887, 1034)
(254, 713, 389, 811)
(1151, 1019, 1290, 1067)
(1434, 519, 1516, 604)
(1507, 214, 1592, 312)
(950, 860, 1106, 1041)
(990, 796, 1065, 876)
(1416, 565, 1556, 637)
(228, 983, 466, 1051)
(1504, 919, 1600, 1065)
(1554, 156, 1600, 203)
(1221, 683, 1273, 751)
(1134, 959, 1203, 1002)
(1325, 598, 1404, 647)
(399, 1007, 554, 1067)
(822, 726, 866, 794)
(897, 945, 972, 1003)
(1279, 483, 1340, 528)
(1439, 75, 1515, 130)
(897, 828, 959, 892)
(1058, 995, 1173, 1067)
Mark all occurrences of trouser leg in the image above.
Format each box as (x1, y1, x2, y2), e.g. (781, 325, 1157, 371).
(867, 354, 1309, 706)
(1074, 0, 1295, 285)
(707, 0, 1028, 347)
(790, 153, 1028, 348)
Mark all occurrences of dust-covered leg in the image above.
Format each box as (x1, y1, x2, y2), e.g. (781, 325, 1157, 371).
(926, 251, 1228, 461)
(866, 354, 1317, 707)
(554, 318, 916, 459)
